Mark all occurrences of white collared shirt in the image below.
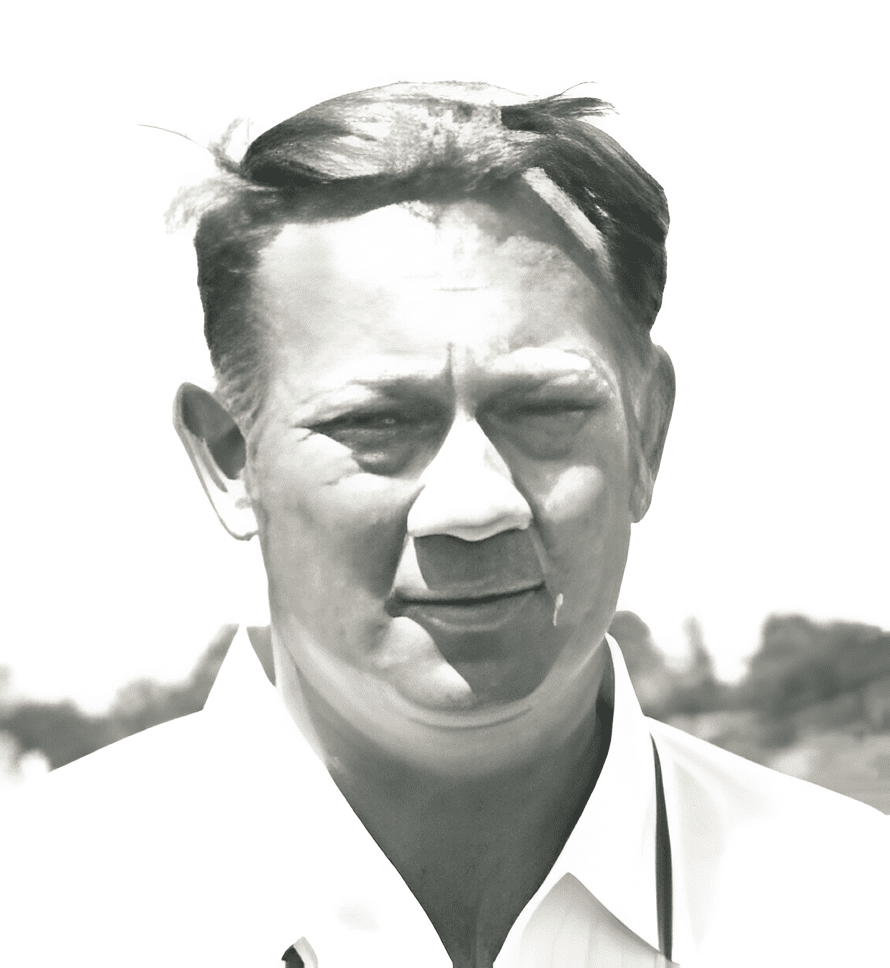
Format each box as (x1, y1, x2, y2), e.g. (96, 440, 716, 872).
(1, 628, 887, 967)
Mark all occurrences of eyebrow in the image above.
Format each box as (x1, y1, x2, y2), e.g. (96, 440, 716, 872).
(290, 369, 451, 424)
(468, 349, 615, 395)
(482, 348, 602, 376)
(290, 349, 613, 423)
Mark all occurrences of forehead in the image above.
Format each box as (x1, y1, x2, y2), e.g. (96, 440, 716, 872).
(264, 200, 550, 282)
(251, 199, 638, 396)
(256, 198, 599, 299)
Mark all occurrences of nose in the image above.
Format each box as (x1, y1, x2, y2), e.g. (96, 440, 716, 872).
(406, 417, 533, 542)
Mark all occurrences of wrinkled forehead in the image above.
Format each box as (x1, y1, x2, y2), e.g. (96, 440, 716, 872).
(258, 199, 585, 293)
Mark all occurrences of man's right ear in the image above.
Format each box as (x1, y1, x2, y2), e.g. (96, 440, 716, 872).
(173, 383, 258, 540)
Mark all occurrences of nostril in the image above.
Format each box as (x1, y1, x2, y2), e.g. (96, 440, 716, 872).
(431, 517, 529, 543)
(407, 514, 533, 542)
(406, 470, 532, 540)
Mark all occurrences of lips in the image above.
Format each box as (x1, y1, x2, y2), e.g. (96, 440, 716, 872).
(389, 579, 545, 606)
(387, 582, 546, 633)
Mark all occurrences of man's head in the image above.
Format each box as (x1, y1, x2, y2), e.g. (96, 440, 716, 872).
(175, 82, 675, 770)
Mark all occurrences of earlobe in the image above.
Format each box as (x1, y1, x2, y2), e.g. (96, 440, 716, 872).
(173, 383, 258, 540)
(630, 346, 675, 522)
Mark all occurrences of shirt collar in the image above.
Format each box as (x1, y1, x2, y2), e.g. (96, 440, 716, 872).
(203, 626, 671, 960)
(497, 631, 663, 958)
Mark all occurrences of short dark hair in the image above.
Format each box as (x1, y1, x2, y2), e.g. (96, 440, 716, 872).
(180, 82, 669, 426)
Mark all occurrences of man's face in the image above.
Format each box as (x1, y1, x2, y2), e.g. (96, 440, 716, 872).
(245, 198, 651, 729)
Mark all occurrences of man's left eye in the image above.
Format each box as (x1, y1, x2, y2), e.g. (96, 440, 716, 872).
(483, 401, 598, 458)
(513, 402, 592, 418)
(510, 403, 594, 432)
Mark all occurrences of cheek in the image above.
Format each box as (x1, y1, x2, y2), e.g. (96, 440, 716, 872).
(249, 435, 417, 620)
(518, 442, 633, 626)
(533, 464, 630, 562)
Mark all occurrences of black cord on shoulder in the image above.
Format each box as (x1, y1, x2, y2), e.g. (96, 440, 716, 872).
(651, 737, 674, 962)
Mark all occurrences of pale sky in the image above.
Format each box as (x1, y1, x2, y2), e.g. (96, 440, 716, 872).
(2, 0, 887, 711)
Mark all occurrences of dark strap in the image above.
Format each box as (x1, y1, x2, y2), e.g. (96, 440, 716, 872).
(281, 944, 305, 967)
(651, 737, 674, 962)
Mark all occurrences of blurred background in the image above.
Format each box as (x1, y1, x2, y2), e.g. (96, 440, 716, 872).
(0, 0, 887, 808)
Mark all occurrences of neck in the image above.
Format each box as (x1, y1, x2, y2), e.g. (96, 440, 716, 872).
(278, 643, 615, 968)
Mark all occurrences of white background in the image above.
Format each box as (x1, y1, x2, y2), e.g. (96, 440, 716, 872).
(1, 0, 887, 711)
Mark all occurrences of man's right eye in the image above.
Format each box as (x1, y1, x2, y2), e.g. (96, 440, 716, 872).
(313, 411, 410, 441)
(308, 410, 442, 473)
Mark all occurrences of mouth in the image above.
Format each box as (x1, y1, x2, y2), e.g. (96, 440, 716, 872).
(386, 582, 546, 633)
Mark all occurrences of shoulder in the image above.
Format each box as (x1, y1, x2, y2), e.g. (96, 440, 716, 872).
(0, 709, 216, 877)
(0, 711, 242, 965)
(0, 687, 336, 968)
(648, 719, 890, 966)
(649, 715, 888, 826)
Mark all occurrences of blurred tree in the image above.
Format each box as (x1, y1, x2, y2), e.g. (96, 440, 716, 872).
(663, 618, 727, 717)
(741, 615, 890, 744)
(0, 701, 116, 771)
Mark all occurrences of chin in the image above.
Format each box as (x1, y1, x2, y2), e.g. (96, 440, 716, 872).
(385, 659, 479, 711)
(381, 655, 530, 720)
(379, 659, 547, 735)
(373, 614, 555, 716)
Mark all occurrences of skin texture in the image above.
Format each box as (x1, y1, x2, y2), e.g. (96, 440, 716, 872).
(177, 194, 673, 967)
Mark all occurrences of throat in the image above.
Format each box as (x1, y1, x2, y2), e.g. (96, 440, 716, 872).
(326, 672, 615, 967)
(377, 804, 572, 968)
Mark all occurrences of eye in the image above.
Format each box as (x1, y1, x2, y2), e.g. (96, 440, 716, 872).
(483, 399, 601, 459)
(313, 410, 421, 442)
(324, 412, 402, 435)
(308, 406, 445, 474)
(512, 401, 593, 419)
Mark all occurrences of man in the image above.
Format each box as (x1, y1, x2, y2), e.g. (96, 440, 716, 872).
(1, 82, 887, 967)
